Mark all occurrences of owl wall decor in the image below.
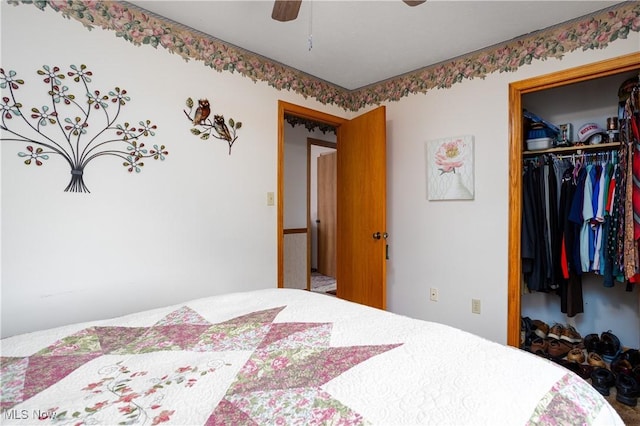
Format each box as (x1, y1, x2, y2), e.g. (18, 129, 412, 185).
(192, 99, 210, 125)
(184, 97, 242, 155)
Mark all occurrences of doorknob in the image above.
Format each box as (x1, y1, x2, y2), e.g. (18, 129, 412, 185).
(373, 232, 389, 240)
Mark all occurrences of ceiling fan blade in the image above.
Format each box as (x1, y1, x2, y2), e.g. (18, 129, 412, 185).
(272, 0, 302, 22)
(402, 0, 426, 6)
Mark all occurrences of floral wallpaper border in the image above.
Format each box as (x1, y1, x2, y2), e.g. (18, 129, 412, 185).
(8, 1, 640, 112)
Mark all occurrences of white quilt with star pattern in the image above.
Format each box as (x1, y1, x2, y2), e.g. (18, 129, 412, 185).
(1, 288, 623, 425)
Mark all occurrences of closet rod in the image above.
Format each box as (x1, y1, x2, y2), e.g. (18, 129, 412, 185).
(554, 150, 617, 161)
(523, 150, 618, 163)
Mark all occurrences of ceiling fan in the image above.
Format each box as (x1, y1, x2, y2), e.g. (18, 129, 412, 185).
(272, 0, 426, 22)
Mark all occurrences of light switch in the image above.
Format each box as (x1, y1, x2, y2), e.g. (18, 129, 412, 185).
(472, 299, 481, 314)
(267, 192, 275, 206)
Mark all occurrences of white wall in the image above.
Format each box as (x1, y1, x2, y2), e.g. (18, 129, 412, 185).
(2, 3, 639, 346)
(283, 124, 308, 229)
(0, 4, 348, 338)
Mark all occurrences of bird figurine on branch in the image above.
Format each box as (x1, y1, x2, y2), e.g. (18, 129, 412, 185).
(184, 97, 242, 155)
(192, 99, 210, 125)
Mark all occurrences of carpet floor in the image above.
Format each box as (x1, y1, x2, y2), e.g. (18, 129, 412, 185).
(604, 388, 639, 425)
(310, 271, 336, 295)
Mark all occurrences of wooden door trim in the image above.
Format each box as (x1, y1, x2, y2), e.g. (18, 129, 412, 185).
(284, 228, 307, 234)
(277, 101, 346, 289)
(507, 52, 640, 347)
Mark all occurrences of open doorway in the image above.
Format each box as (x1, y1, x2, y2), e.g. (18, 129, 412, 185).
(310, 140, 337, 294)
(278, 103, 344, 294)
(277, 101, 388, 310)
(281, 118, 336, 293)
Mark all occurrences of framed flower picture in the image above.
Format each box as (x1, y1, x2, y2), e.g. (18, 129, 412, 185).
(426, 135, 474, 201)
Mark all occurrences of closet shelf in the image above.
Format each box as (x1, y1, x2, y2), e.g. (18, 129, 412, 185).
(523, 141, 620, 156)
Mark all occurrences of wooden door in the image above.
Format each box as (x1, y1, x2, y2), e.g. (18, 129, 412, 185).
(277, 101, 386, 310)
(317, 151, 336, 277)
(337, 106, 387, 309)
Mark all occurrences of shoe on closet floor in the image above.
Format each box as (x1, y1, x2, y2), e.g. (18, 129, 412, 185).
(587, 352, 607, 369)
(578, 364, 595, 381)
(552, 357, 592, 380)
(547, 323, 564, 340)
(611, 355, 634, 377)
(615, 373, 639, 407)
(619, 348, 640, 368)
(584, 333, 602, 353)
(591, 367, 616, 396)
(560, 325, 582, 344)
(562, 360, 583, 377)
(619, 349, 640, 381)
(529, 337, 548, 356)
(611, 349, 640, 376)
(532, 319, 549, 339)
(548, 339, 573, 358)
(600, 330, 621, 362)
(520, 317, 532, 347)
(566, 348, 586, 364)
(520, 317, 542, 348)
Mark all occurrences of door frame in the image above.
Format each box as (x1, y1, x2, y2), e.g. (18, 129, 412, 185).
(277, 101, 347, 289)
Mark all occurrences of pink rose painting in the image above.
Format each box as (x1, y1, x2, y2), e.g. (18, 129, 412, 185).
(427, 135, 474, 200)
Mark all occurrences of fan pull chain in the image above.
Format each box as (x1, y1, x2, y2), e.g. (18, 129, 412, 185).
(308, 0, 313, 51)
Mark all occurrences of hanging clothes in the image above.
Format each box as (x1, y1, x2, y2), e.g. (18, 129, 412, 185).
(522, 151, 622, 316)
(522, 156, 569, 293)
(623, 81, 640, 284)
(522, 159, 549, 292)
(558, 162, 583, 316)
(623, 125, 637, 280)
(602, 161, 618, 287)
(522, 77, 640, 317)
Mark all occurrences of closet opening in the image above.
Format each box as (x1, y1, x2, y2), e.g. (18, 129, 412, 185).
(507, 52, 640, 348)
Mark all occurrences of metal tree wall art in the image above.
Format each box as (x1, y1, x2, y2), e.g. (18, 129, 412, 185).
(184, 98, 242, 155)
(0, 64, 168, 193)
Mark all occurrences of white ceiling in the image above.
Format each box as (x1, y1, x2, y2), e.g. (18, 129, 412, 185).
(125, 0, 622, 90)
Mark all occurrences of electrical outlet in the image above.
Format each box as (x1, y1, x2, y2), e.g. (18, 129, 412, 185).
(472, 299, 481, 314)
(429, 288, 438, 302)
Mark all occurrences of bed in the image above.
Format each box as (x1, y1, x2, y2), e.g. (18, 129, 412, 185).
(0, 288, 623, 425)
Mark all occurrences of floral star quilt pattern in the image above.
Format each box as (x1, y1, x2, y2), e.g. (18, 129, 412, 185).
(0, 289, 624, 425)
